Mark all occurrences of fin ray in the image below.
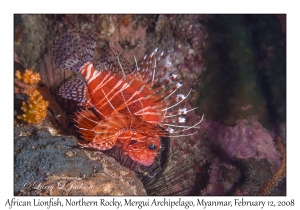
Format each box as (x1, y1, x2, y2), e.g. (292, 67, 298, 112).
(59, 78, 87, 102)
(74, 108, 99, 141)
(52, 29, 98, 71)
(95, 47, 134, 75)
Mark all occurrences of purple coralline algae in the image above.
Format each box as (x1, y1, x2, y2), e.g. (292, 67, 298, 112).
(201, 116, 281, 172)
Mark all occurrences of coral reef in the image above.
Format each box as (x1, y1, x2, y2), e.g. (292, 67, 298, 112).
(17, 90, 49, 124)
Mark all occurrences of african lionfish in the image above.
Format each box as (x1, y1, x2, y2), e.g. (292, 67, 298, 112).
(51, 29, 202, 166)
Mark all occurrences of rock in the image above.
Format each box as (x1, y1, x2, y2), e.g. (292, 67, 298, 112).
(14, 125, 146, 195)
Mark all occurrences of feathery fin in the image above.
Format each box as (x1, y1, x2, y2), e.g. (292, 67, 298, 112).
(74, 108, 99, 141)
(95, 47, 134, 75)
(51, 29, 98, 71)
(59, 78, 87, 102)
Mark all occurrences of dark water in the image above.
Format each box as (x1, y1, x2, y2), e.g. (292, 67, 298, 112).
(196, 15, 286, 130)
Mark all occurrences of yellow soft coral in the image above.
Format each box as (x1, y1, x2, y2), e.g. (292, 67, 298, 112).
(15, 69, 41, 85)
(17, 90, 49, 124)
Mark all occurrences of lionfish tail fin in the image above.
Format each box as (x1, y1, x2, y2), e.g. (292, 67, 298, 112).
(94, 47, 134, 75)
(73, 108, 99, 141)
(51, 29, 98, 72)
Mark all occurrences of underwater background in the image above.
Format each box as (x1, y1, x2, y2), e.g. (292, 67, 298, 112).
(14, 14, 286, 195)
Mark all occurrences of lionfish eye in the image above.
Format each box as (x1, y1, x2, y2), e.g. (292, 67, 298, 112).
(130, 140, 137, 145)
(148, 143, 157, 150)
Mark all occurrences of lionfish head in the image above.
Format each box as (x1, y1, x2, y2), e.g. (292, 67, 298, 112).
(124, 135, 161, 166)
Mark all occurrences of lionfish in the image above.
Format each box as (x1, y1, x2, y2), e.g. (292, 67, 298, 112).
(51, 29, 202, 166)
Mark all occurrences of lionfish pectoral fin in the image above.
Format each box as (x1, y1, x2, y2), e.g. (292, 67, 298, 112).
(94, 47, 134, 75)
(51, 29, 98, 72)
(92, 134, 118, 150)
(74, 108, 99, 141)
(59, 78, 87, 102)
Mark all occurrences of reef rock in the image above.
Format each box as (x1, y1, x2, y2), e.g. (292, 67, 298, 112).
(14, 125, 146, 196)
